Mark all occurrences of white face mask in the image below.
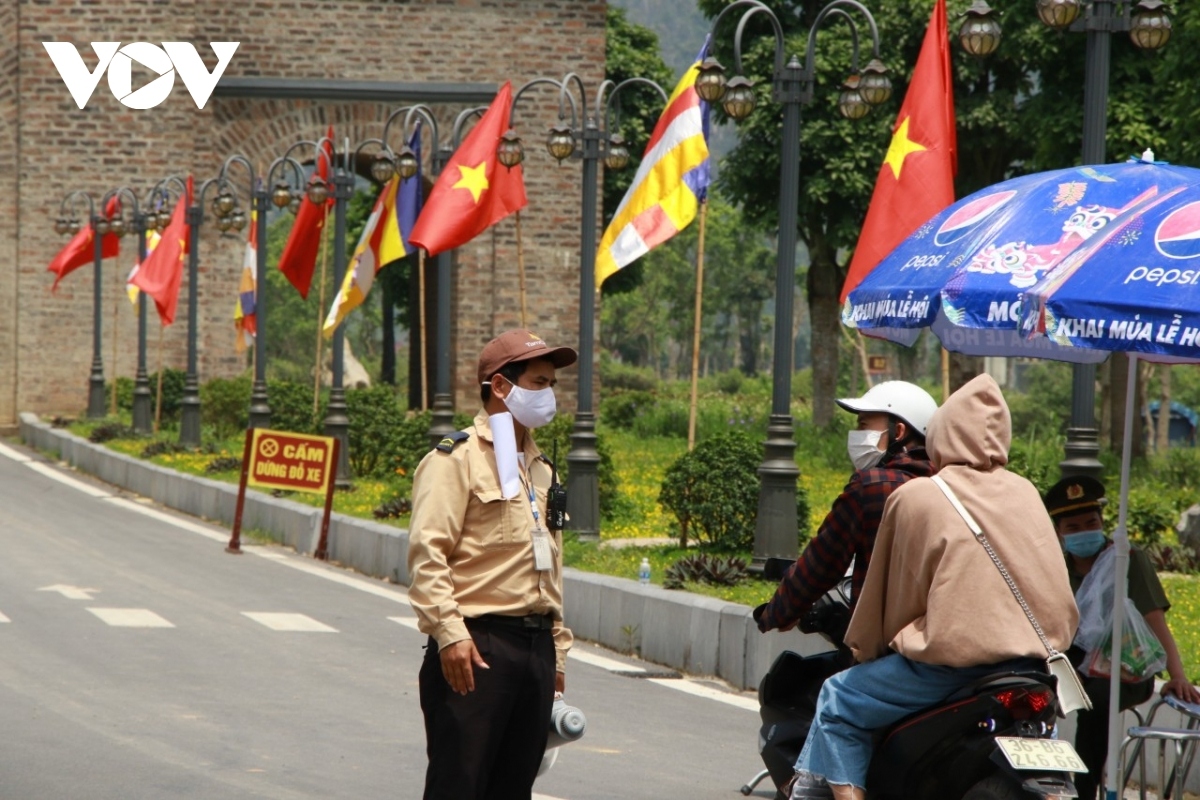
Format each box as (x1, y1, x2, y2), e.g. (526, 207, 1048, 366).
(499, 382, 557, 429)
(847, 429, 885, 472)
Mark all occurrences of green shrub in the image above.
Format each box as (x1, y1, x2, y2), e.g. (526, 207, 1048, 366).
(599, 390, 655, 431)
(344, 386, 406, 478)
(266, 379, 318, 434)
(89, 421, 135, 443)
(200, 374, 252, 440)
(658, 430, 761, 550)
(1122, 484, 1179, 546)
(536, 414, 625, 521)
(599, 357, 657, 392)
(1008, 429, 1067, 497)
(631, 397, 690, 438)
(110, 377, 135, 411)
(147, 368, 186, 421)
(713, 369, 744, 395)
(663, 553, 748, 589)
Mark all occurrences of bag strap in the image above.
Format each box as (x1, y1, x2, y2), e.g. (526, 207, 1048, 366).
(931, 475, 1060, 659)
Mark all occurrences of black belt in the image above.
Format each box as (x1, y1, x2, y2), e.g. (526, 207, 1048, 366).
(472, 613, 555, 630)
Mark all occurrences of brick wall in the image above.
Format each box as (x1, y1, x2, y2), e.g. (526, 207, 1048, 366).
(7, 0, 605, 425)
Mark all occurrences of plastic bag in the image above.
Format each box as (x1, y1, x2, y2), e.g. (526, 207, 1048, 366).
(1084, 596, 1168, 683)
(1073, 547, 1116, 654)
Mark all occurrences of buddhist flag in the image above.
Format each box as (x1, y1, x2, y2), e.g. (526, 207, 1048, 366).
(48, 195, 122, 291)
(595, 40, 712, 286)
(233, 211, 257, 352)
(409, 81, 526, 256)
(323, 127, 421, 335)
(131, 176, 191, 326)
(278, 125, 336, 299)
(840, 0, 956, 302)
(126, 230, 162, 305)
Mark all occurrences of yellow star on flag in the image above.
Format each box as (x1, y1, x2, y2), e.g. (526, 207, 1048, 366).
(884, 116, 927, 180)
(453, 162, 490, 204)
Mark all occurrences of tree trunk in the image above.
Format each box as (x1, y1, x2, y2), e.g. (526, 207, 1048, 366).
(948, 351, 982, 394)
(1110, 352, 1128, 450)
(1134, 360, 1149, 459)
(1156, 364, 1172, 454)
(807, 238, 841, 427)
(1098, 358, 1112, 446)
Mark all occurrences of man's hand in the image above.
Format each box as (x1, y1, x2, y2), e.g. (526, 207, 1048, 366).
(1162, 675, 1200, 705)
(440, 640, 489, 695)
(555, 671, 565, 694)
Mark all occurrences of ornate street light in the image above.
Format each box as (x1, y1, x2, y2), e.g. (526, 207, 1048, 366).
(708, 0, 889, 571)
(546, 124, 576, 162)
(371, 151, 397, 183)
(54, 217, 69, 235)
(1036, 0, 1081, 29)
(1130, 0, 1171, 50)
(604, 133, 630, 171)
(108, 215, 127, 238)
(695, 57, 728, 104)
(230, 209, 247, 232)
(214, 190, 236, 217)
(305, 176, 330, 206)
(56, 190, 106, 417)
(959, 1, 1003, 58)
(496, 129, 525, 169)
(271, 181, 292, 208)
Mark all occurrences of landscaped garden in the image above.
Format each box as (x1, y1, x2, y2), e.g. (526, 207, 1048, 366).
(33, 358, 1200, 681)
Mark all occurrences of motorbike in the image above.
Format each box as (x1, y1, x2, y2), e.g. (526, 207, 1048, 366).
(742, 560, 1082, 800)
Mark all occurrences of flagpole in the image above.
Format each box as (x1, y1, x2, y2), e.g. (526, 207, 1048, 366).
(687, 200, 709, 451)
(418, 248, 428, 411)
(515, 209, 528, 327)
(313, 203, 331, 424)
(154, 324, 165, 434)
(111, 284, 121, 416)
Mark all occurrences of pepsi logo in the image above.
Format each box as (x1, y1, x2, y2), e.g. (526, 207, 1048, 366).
(935, 191, 1016, 247)
(1155, 201, 1200, 260)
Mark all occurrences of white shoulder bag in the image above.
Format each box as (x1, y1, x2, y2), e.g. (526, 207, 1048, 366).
(932, 475, 1092, 716)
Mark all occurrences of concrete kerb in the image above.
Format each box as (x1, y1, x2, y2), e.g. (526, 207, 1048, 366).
(17, 412, 800, 691)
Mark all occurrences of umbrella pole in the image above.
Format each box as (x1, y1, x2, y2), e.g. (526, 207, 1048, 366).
(1104, 352, 1137, 800)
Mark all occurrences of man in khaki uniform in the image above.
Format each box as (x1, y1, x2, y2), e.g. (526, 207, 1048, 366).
(408, 328, 577, 800)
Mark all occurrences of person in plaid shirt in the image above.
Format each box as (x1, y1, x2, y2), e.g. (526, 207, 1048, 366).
(754, 382, 937, 634)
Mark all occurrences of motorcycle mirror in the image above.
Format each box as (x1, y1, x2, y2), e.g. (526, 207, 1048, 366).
(763, 557, 794, 581)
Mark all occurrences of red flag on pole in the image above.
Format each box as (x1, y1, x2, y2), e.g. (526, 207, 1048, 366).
(409, 82, 526, 257)
(131, 175, 192, 326)
(839, 0, 957, 302)
(48, 196, 122, 291)
(278, 125, 335, 299)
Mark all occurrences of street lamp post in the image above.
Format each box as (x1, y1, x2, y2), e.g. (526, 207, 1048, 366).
(178, 177, 240, 447)
(698, 0, 890, 571)
(1035, 0, 1171, 479)
(215, 155, 302, 430)
(99, 186, 149, 429)
(505, 74, 667, 541)
(55, 191, 108, 418)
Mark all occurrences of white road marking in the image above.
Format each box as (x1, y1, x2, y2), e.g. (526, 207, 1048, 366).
(0, 442, 31, 462)
(249, 551, 410, 604)
(647, 677, 759, 712)
(243, 612, 338, 632)
(568, 648, 647, 674)
(38, 584, 99, 600)
(389, 616, 420, 632)
(533, 794, 569, 800)
(0, 611, 9, 623)
(26, 462, 111, 497)
(103, 497, 228, 543)
(88, 608, 175, 628)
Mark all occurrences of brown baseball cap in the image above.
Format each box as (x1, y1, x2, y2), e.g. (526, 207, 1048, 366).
(477, 329, 578, 384)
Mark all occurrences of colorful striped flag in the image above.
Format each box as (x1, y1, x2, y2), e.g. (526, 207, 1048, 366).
(323, 127, 422, 336)
(233, 211, 258, 352)
(595, 40, 712, 286)
(126, 230, 162, 304)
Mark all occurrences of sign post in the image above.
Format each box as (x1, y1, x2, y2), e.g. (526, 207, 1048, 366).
(227, 428, 339, 559)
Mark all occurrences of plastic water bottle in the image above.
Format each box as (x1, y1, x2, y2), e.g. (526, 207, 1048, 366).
(638, 557, 651, 585)
(546, 697, 587, 749)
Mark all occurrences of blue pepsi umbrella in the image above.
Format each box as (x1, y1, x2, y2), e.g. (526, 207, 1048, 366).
(1017, 161, 1200, 793)
(842, 157, 1200, 362)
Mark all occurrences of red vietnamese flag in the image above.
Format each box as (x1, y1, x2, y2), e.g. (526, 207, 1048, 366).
(48, 196, 122, 291)
(278, 125, 335, 299)
(840, 0, 957, 302)
(409, 82, 527, 256)
(131, 175, 192, 326)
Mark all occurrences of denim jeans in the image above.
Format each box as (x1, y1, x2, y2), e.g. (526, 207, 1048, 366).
(796, 652, 1041, 790)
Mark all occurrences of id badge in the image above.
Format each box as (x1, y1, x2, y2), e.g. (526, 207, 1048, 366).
(532, 527, 553, 571)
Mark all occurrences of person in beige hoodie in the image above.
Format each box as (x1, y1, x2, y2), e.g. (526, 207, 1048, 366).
(789, 374, 1079, 800)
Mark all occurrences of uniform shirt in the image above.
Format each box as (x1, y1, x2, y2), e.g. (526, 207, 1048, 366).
(407, 410, 573, 672)
(756, 447, 933, 632)
(1066, 542, 1170, 616)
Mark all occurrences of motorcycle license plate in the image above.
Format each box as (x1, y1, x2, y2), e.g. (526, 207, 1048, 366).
(995, 737, 1086, 773)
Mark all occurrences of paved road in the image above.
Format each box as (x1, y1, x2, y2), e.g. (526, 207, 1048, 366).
(0, 441, 772, 800)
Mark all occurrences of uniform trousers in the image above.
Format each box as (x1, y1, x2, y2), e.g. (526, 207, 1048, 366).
(419, 617, 556, 800)
(1070, 671, 1154, 800)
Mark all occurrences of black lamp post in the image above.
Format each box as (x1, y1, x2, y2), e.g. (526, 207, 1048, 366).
(379, 104, 474, 449)
(215, 155, 302, 429)
(1029, 0, 1171, 479)
(700, 0, 890, 571)
(502, 74, 667, 541)
(98, 185, 147, 428)
(56, 190, 109, 418)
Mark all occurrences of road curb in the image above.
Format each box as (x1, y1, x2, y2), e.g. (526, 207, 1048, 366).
(17, 413, 832, 690)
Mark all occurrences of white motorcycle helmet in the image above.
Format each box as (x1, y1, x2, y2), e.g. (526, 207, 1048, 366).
(836, 381, 938, 439)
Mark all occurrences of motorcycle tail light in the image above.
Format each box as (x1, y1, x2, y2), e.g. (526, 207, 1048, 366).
(993, 687, 1054, 719)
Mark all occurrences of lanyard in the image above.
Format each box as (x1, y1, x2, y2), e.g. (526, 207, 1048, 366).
(519, 467, 541, 527)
